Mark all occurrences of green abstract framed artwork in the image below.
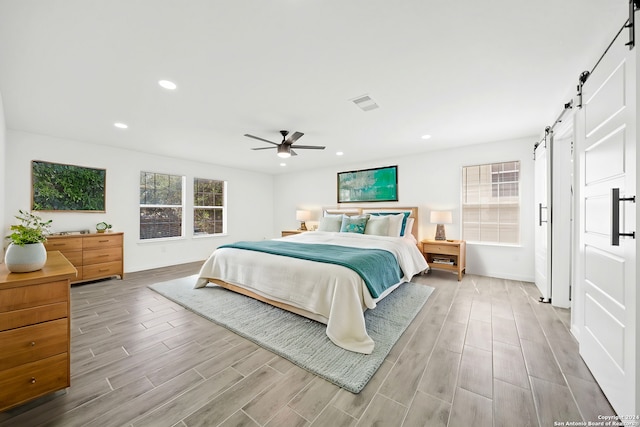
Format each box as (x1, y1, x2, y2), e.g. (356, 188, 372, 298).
(32, 160, 106, 212)
(337, 165, 398, 203)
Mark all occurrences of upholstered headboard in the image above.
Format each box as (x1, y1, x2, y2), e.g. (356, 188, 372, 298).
(323, 206, 419, 241)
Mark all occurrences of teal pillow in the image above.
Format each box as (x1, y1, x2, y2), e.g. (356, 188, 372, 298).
(340, 215, 369, 234)
(370, 212, 411, 236)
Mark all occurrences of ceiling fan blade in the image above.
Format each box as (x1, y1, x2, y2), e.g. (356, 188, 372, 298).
(284, 131, 304, 145)
(290, 145, 326, 150)
(290, 149, 298, 156)
(244, 134, 279, 146)
(251, 146, 277, 150)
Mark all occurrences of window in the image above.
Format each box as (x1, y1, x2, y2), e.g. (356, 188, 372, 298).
(194, 178, 226, 235)
(139, 172, 185, 240)
(462, 161, 520, 244)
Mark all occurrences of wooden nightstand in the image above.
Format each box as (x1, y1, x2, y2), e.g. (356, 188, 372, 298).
(421, 239, 466, 281)
(281, 230, 305, 237)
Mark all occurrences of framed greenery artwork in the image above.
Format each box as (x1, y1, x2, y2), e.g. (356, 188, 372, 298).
(32, 160, 106, 212)
(337, 165, 398, 203)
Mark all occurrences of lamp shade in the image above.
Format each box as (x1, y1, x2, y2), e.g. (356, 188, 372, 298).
(430, 210, 453, 224)
(296, 210, 311, 221)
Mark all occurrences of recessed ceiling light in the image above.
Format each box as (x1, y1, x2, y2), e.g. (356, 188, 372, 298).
(421, 134, 432, 140)
(336, 151, 344, 156)
(158, 80, 177, 90)
(114, 122, 128, 129)
(280, 163, 287, 167)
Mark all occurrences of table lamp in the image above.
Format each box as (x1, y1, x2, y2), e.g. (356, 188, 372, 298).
(296, 210, 311, 231)
(430, 210, 453, 240)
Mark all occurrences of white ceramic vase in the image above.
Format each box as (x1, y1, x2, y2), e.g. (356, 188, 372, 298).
(4, 242, 47, 273)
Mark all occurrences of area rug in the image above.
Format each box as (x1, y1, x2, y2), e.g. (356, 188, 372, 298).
(148, 275, 434, 393)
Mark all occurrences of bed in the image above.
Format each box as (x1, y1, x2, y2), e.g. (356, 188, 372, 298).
(194, 207, 428, 354)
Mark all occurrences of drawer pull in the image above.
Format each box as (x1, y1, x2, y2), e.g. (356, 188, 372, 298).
(31, 341, 35, 346)
(30, 377, 36, 384)
(53, 243, 65, 246)
(99, 254, 109, 257)
(98, 269, 110, 272)
(99, 240, 109, 243)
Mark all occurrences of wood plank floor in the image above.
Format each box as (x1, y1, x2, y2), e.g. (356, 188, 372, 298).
(0, 263, 616, 426)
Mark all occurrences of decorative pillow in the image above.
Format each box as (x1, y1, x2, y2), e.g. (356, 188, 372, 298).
(340, 215, 369, 234)
(318, 214, 343, 232)
(364, 214, 390, 236)
(385, 213, 405, 237)
(370, 211, 411, 236)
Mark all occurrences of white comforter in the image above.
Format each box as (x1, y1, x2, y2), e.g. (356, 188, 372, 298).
(195, 231, 428, 354)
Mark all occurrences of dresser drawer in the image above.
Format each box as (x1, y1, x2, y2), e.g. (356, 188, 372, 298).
(0, 353, 68, 411)
(0, 302, 67, 332)
(0, 318, 68, 371)
(83, 247, 122, 266)
(0, 281, 68, 313)
(44, 237, 82, 252)
(83, 234, 123, 250)
(82, 261, 122, 280)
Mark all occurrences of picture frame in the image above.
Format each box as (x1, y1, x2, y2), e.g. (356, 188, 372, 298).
(32, 160, 106, 212)
(337, 165, 398, 203)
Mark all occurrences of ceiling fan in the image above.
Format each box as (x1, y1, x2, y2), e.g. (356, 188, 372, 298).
(244, 130, 326, 158)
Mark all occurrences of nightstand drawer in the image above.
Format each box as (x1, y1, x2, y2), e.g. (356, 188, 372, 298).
(0, 353, 68, 411)
(423, 244, 459, 255)
(0, 318, 68, 370)
(0, 281, 68, 314)
(0, 302, 67, 331)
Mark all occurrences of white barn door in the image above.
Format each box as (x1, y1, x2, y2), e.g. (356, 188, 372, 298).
(575, 31, 637, 415)
(534, 141, 551, 302)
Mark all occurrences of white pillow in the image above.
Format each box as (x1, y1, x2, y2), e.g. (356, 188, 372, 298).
(386, 213, 405, 237)
(404, 218, 414, 237)
(318, 214, 343, 232)
(402, 218, 417, 244)
(364, 215, 390, 236)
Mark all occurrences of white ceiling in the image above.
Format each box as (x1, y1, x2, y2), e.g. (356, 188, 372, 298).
(0, 1, 628, 174)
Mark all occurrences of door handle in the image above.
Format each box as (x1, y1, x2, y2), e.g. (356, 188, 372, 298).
(611, 188, 636, 246)
(538, 203, 548, 226)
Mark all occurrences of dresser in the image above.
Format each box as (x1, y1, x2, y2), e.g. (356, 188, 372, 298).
(0, 251, 76, 412)
(44, 232, 123, 283)
(420, 239, 466, 281)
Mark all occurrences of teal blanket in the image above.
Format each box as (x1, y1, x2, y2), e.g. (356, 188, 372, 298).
(219, 240, 403, 298)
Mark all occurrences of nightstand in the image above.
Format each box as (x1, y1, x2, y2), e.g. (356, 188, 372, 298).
(421, 239, 466, 281)
(281, 230, 305, 237)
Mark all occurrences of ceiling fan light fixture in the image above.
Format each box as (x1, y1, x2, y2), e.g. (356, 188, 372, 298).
(277, 145, 291, 158)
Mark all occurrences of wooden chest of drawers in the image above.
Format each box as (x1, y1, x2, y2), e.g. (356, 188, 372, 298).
(0, 252, 76, 412)
(44, 232, 123, 283)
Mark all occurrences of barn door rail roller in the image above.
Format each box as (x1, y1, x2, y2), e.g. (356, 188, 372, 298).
(611, 188, 636, 246)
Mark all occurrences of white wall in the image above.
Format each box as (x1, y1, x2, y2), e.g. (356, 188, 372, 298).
(4, 130, 275, 272)
(273, 137, 536, 282)
(0, 92, 5, 263)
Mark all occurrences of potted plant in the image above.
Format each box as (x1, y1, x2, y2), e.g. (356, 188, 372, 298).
(4, 210, 52, 273)
(96, 222, 112, 233)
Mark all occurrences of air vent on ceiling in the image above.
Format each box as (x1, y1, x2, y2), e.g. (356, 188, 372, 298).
(350, 94, 379, 111)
